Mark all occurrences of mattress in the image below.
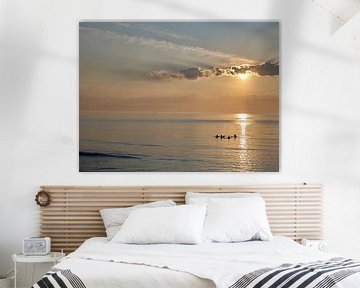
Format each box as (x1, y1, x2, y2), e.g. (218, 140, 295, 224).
(36, 237, 360, 288)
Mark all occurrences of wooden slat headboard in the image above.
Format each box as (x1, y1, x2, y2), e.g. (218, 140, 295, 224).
(39, 184, 323, 253)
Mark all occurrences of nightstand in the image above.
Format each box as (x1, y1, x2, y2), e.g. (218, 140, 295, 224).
(301, 239, 328, 252)
(12, 252, 65, 288)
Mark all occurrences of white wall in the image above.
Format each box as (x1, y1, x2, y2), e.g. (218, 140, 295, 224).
(1, 0, 360, 286)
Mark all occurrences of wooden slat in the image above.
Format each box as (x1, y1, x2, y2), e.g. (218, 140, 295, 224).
(39, 184, 323, 253)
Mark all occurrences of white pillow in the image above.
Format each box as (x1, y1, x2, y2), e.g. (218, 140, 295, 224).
(100, 200, 176, 240)
(202, 197, 272, 243)
(186, 192, 259, 205)
(111, 205, 207, 244)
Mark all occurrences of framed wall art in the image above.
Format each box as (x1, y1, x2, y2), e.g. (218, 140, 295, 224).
(79, 21, 279, 172)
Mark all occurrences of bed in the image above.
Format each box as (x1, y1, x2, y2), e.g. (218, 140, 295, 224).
(33, 185, 360, 288)
(33, 236, 360, 288)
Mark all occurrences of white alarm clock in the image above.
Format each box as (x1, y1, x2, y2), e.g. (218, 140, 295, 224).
(23, 237, 51, 255)
(301, 239, 328, 252)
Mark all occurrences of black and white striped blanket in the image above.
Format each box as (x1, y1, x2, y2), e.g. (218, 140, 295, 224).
(32, 258, 360, 288)
(32, 268, 86, 288)
(229, 257, 360, 288)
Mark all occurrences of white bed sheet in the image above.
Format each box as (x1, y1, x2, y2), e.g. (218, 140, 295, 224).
(54, 236, 360, 288)
(56, 258, 214, 288)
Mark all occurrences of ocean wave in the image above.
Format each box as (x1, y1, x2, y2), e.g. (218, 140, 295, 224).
(83, 139, 162, 147)
(79, 150, 206, 163)
(79, 151, 143, 159)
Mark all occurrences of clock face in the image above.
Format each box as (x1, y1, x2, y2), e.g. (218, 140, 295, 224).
(36, 241, 45, 250)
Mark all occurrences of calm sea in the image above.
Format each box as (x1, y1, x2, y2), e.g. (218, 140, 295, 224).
(79, 112, 279, 172)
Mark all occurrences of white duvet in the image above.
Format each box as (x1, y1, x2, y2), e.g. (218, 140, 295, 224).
(53, 237, 360, 288)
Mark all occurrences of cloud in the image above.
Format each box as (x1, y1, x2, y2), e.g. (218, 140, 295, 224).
(249, 62, 279, 76)
(149, 70, 184, 80)
(232, 66, 248, 74)
(148, 68, 203, 81)
(180, 68, 202, 80)
(80, 25, 278, 81)
(80, 25, 253, 66)
(116, 22, 194, 41)
(149, 62, 279, 81)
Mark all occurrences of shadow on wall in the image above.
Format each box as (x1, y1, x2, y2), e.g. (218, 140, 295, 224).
(0, 0, 74, 132)
(0, 0, 74, 281)
(1, 2, 46, 128)
(124, 0, 219, 18)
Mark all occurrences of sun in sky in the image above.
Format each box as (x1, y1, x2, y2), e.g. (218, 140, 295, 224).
(238, 73, 249, 80)
(236, 113, 249, 120)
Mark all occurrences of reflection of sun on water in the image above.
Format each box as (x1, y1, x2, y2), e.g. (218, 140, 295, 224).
(235, 113, 249, 149)
(239, 121, 247, 149)
(236, 113, 249, 170)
